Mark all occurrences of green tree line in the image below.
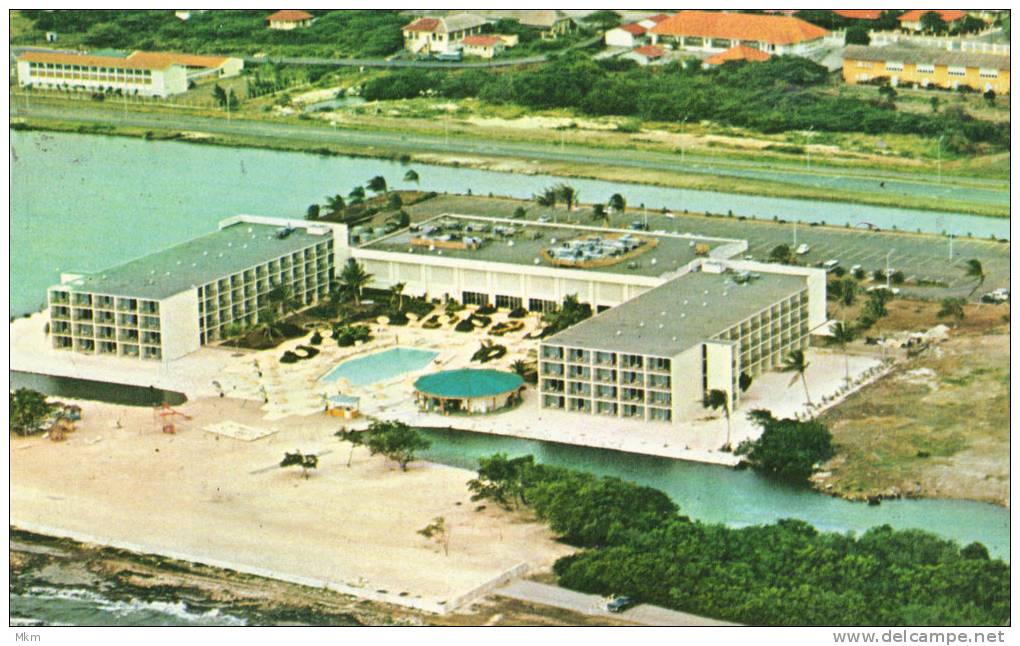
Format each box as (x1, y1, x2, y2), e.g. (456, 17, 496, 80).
(467, 453, 1009, 626)
(361, 53, 1008, 150)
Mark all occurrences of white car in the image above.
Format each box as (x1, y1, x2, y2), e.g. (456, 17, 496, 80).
(850, 264, 862, 273)
(795, 243, 810, 255)
(823, 259, 840, 271)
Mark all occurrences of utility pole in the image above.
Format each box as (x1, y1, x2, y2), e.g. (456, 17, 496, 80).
(886, 248, 895, 290)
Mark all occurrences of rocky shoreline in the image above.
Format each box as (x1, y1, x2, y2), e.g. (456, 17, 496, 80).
(9, 529, 421, 626)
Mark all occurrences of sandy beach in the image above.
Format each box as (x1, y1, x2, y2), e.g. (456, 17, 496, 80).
(10, 397, 573, 614)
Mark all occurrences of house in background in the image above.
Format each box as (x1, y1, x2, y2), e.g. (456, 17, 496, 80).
(605, 22, 648, 48)
(471, 10, 574, 39)
(897, 9, 967, 32)
(842, 44, 1009, 94)
(461, 35, 507, 59)
(650, 10, 829, 57)
(402, 14, 488, 54)
(638, 14, 672, 30)
(705, 44, 771, 67)
(266, 10, 315, 30)
(623, 44, 666, 66)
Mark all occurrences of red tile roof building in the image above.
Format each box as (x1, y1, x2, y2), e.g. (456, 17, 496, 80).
(266, 10, 315, 30)
(402, 14, 488, 54)
(605, 22, 649, 48)
(833, 9, 884, 20)
(705, 44, 771, 66)
(650, 10, 828, 56)
(16, 49, 244, 97)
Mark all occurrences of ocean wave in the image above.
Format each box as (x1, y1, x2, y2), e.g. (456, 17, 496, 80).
(20, 586, 247, 626)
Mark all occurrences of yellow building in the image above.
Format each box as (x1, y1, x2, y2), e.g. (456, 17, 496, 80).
(843, 45, 1010, 94)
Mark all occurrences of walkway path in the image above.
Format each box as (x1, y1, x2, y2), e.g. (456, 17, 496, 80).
(494, 579, 737, 626)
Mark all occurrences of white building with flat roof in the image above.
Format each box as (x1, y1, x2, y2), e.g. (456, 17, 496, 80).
(48, 217, 345, 361)
(16, 49, 243, 97)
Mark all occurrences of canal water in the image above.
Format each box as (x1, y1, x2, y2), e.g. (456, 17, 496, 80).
(9, 129, 1008, 316)
(8, 128, 1010, 563)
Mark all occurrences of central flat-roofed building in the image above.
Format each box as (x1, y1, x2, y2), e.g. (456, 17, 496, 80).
(48, 216, 344, 361)
(538, 264, 811, 424)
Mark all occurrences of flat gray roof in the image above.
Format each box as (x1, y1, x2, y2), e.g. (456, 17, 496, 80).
(361, 215, 735, 279)
(544, 269, 807, 357)
(58, 222, 329, 301)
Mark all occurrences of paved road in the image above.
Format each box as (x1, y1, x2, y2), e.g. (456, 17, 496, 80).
(494, 579, 737, 626)
(10, 101, 1006, 211)
(248, 54, 547, 69)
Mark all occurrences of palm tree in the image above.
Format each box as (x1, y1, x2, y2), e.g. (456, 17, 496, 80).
(780, 349, 812, 407)
(704, 388, 732, 450)
(556, 184, 578, 211)
(837, 277, 858, 308)
(535, 189, 556, 208)
(510, 359, 528, 377)
(591, 203, 609, 227)
(348, 185, 366, 204)
(390, 281, 406, 311)
(366, 175, 388, 195)
(325, 194, 346, 215)
(403, 169, 420, 185)
(937, 297, 966, 328)
(608, 193, 626, 213)
(339, 258, 373, 306)
(964, 259, 986, 297)
(830, 320, 857, 383)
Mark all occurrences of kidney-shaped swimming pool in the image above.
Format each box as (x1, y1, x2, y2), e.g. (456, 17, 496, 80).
(320, 347, 439, 387)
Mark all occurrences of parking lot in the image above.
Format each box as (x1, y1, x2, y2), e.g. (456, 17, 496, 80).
(406, 195, 1010, 302)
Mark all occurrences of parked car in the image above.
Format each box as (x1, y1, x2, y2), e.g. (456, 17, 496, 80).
(606, 596, 636, 613)
(435, 50, 462, 62)
(795, 243, 810, 255)
(629, 220, 649, 231)
(823, 259, 840, 272)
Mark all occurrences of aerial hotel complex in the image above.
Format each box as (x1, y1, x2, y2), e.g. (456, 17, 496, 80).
(47, 217, 343, 361)
(15, 49, 244, 97)
(45, 213, 825, 421)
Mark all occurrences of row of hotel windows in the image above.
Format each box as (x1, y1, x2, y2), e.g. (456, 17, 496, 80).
(857, 60, 1000, 78)
(541, 395, 672, 422)
(461, 290, 559, 313)
(542, 380, 672, 402)
(540, 369, 672, 388)
(52, 335, 162, 360)
(541, 345, 671, 372)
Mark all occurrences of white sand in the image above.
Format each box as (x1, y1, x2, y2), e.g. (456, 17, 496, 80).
(10, 397, 572, 614)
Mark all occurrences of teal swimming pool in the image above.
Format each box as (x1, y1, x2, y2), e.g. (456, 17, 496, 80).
(321, 347, 439, 387)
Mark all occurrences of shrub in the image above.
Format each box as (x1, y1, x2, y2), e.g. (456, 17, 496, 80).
(454, 319, 475, 333)
(508, 306, 528, 319)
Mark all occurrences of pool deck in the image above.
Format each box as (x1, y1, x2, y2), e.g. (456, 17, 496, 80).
(10, 308, 886, 464)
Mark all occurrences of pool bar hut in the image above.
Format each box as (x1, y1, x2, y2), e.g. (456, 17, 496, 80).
(326, 394, 360, 419)
(413, 369, 524, 415)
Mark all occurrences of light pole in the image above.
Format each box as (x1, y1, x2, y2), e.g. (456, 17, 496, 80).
(937, 134, 945, 183)
(886, 248, 895, 290)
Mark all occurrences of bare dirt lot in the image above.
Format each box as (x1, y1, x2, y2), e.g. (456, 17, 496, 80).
(818, 321, 1009, 507)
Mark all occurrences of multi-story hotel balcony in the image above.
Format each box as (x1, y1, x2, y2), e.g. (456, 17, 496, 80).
(622, 387, 645, 402)
(96, 310, 116, 324)
(647, 357, 671, 373)
(648, 391, 671, 406)
(96, 326, 117, 341)
(567, 348, 590, 364)
(72, 293, 92, 306)
(72, 307, 94, 321)
(120, 344, 140, 358)
(620, 371, 644, 386)
(74, 324, 94, 337)
(116, 298, 138, 312)
(95, 295, 115, 309)
(648, 374, 671, 390)
(118, 329, 139, 342)
(541, 346, 564, 360)
(540, 362, 564, 377)
(140, 300, 159, 315)
(141, 331, 161, 345)
(51, 320, 72, 335)
(567, 365, 590, 380)
(51, 306, 71, 320)
(620, 354, 643, 369)
(98, 341, 118, 355)
(594, 368, 616, 383)
(118, 313, 138, 327)
(594, 351, 616, 366)
(567, 382, 591, 397)
(141, 315, 161, 330)
(595, 385, 617, 399)
(53, 336, 73, 349)
(541, 378, 564, 393)
(49, 290, 70, 305)
(596, 401, 618, 416)
(621, 404, 644, 418)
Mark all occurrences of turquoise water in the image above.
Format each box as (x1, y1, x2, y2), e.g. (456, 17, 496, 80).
(321, 347, 438, 386)
(8, 130, 1008, 315)
(418, 427, 1011, 561)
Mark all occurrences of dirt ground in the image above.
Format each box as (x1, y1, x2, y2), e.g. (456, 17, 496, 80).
(817, 326, 1009, 507)
(9, 397, 573, 613)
